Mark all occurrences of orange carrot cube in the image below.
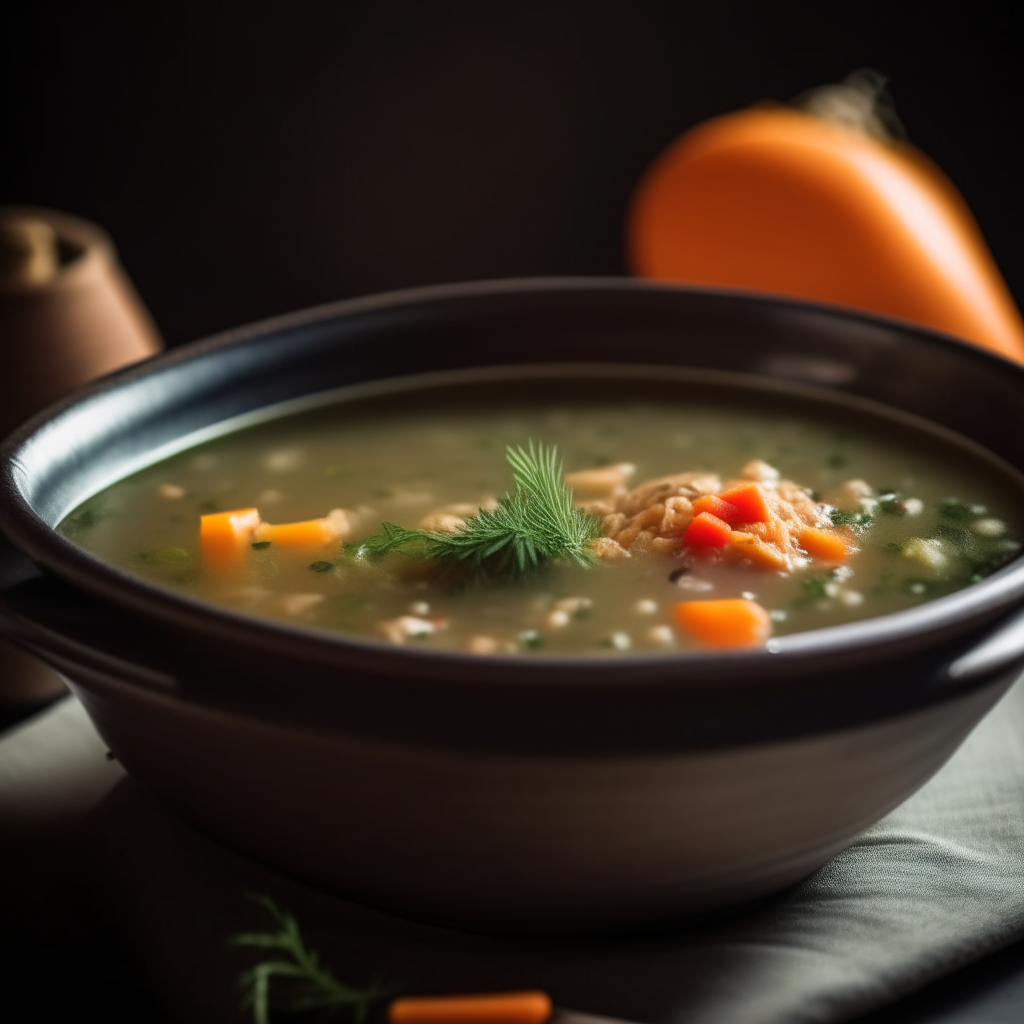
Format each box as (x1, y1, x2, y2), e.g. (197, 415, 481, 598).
(717, 482, 771, 523)
(799, 526, 853, 563)
(671, 598, 772, 648)
(683, 511, 733, 548)
(200, 507, 261, 571)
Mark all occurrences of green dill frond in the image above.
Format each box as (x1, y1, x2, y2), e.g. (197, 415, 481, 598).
(355, 441, 600, 582)
(231, 894, 396, 1024)
(356, 521, 433, 559)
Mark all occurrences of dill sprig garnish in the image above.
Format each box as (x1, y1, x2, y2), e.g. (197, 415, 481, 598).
(356, 441, 600, 581)
(231, 894, 396, 1024)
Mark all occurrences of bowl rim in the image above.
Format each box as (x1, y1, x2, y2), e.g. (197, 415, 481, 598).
(2, 276, 1024, 695)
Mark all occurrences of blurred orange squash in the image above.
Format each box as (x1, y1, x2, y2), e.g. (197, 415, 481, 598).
(627, 71, 1024, 363)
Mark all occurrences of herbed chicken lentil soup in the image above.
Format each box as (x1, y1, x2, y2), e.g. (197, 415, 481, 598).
(59, 373, 1024, 655)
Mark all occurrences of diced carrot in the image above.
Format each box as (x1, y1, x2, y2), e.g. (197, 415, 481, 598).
(671, 598, 772, 648)
(253, 509, 350, 549)
(389, 991, 553, 1024)
(717, 482, 771, 523)
(692, 493, 741, 523)
(199, 508, 261, 572)
(255, 519, 335, 547)
(683, 511, 733, 548)
(799, 526, 853, 563)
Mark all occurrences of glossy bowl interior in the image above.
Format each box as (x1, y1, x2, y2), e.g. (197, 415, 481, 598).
(2, 279, 1024, 930)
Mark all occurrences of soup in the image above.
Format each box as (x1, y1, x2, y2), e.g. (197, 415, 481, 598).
(58, 372, 1024, 655)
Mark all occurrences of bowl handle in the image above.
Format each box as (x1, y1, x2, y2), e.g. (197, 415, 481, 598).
(945, 605, 1024, 683)
(0, 535, 176, 693)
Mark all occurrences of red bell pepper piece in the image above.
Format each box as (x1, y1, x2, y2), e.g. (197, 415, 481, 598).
(692, 493, 742, 523)
(683, 511, 732, 548)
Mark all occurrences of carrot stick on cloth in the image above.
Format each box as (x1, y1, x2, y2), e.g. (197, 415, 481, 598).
(389, 991, 553, 1024)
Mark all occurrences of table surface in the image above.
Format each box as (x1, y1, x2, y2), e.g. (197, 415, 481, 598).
(3, 888, 1024, 1024)
(3, 697, 1024, 1024)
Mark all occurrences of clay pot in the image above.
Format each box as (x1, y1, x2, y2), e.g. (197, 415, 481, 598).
(0, 207, 161, 439)
(0, 207, 161, 704)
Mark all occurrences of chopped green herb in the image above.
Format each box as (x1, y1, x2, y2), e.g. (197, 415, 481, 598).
(829, 507, 873, 528)
(198, 499, 219, 513)
(883, 541, 904, 555)
(793, 574, 833, 606)
(933, 524, 972, 545)
(308, 560, 333, 573)
(954, 539, 1021, 576)
(518, 629, 544, 649)
(252, 541, 272, 550)
(826, 452, 848, 469)
(876, 492, 905, 515)
(938, 498, 986, 521)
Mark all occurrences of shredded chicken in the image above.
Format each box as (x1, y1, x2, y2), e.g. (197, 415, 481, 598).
(583, 460, 847, 573)
(564, 463, 635, 497)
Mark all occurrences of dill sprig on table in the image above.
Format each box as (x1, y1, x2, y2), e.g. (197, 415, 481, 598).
(357, 441, 601, 581)
(231, 894, 396, 1024)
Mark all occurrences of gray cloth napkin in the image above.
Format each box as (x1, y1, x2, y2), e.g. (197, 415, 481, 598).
(4, 677, 1024, 1024)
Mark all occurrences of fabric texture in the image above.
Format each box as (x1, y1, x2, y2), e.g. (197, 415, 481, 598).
(3, 678, 1024, 1024)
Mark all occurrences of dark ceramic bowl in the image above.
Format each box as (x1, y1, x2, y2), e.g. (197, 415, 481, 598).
(2, 279, 1024, 931)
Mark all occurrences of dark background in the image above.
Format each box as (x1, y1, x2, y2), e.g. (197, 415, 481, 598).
(3, 2, 1022, 348)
